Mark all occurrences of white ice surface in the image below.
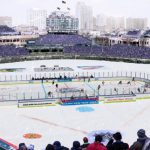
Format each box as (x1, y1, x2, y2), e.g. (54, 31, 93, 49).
(0, 59, 150, 150)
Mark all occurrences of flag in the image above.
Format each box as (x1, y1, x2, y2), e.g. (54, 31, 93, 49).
(62, 0, 66, 4)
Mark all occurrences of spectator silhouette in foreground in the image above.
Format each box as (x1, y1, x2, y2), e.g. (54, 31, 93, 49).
(53, 141, 69, 150)
(71, 141, 81, 150)
(130, 141, 143, 150)
(87, 135, 107, 150)
(45, 144, 55, 150)
(131, 129, 150, 150)
(18, 143, 28, 150)
(28, 144, 34, 150)
(81, 137, 89, 149)
(106, 132, 129, 150)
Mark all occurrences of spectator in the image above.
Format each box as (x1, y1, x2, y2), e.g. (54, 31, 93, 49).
(53, 141, 69, 150)
(131, 129, 150, 150)
(45, 144, 55, 150)
(130, 141, 143, 150)
(18, 143, 28, 150)
(28, 144, 34, 150)
(71, 141, 81, 150)
(87, 135, 107, 150)
(81, 137, 89, 149)
(106, 132, 128, 150)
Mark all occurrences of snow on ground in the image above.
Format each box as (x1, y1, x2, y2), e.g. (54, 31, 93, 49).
(0, 59, 150, 74)
(0, 59, 150, 150)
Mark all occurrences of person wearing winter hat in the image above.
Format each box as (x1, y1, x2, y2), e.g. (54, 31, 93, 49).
(81, 137, 89, 149)
(106, 132, 129, 150)
(18, 143, 28, 150)
(137, 129, 147, 138)
(71, 141, 81, 150)
(53, 141, 69, 150)
(53, 141, 61, 149)
(137, 129, 149, 147)
(130, 129, 150, 150)
(45, 144, 55, 150)
(113, 132, 122, 141)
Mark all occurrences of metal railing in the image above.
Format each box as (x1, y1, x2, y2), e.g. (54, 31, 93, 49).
(0, 71, 149, 102)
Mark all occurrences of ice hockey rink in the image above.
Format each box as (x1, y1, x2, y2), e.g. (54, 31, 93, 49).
(0, 59, 150, 150)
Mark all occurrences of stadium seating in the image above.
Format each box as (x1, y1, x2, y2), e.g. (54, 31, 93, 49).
(0, 43, 150, 59)
(124, 30, 142, 38)
(143, 30, 150, 37)
(64, 44, 150, 59)
(0, 45, 28, 57)
(33, 34, 91, 45)
(126, 30, 141, 36)
(0, 31, 150, 59)
(101, 44, 150, 59)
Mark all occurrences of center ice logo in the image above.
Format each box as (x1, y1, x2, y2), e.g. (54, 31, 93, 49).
(76, 106, 95, 112)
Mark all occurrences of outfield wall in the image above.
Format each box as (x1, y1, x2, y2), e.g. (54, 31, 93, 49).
(0, 55, 150, 64)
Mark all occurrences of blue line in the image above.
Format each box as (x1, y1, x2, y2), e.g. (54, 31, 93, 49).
(41, 81, 48, 98)
(86, 83, 95, 92)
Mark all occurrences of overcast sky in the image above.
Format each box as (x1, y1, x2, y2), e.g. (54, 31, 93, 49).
(0, 0, 150, 26)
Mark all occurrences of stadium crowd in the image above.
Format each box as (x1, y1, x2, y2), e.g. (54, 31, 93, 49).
(0, 43, 150, 59)
(0, 25, 149, 59)
(64, 44, 150, 59)
(0, 28, 150, 59)
(0, 45, 28, 57)
(18, 129, 150, 150)
(33, 34, 91, 45)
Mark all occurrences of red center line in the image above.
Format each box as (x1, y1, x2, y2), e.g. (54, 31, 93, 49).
(23, 115, 88, 135)
(119, 103, 150, 129)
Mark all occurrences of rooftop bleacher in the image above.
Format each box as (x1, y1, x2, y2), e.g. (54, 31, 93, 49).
(123, 30, 142, 39)
(0, 25, 18, 36)
(143, 30, 150, 38)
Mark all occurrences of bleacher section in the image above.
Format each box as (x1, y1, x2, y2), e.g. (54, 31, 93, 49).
(32, 34, 91, 45)
(101, 44, 150, 59)
(0, 45, 28, 57)
(143, 30, 150, 38)
(0, 31, 150, 60)
(64, 44, 150, 59)
(127, 30, 141, 36)
(123, 30, 142, 38)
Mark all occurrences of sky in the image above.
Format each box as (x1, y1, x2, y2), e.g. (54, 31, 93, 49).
(0, 0, 150, 26)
